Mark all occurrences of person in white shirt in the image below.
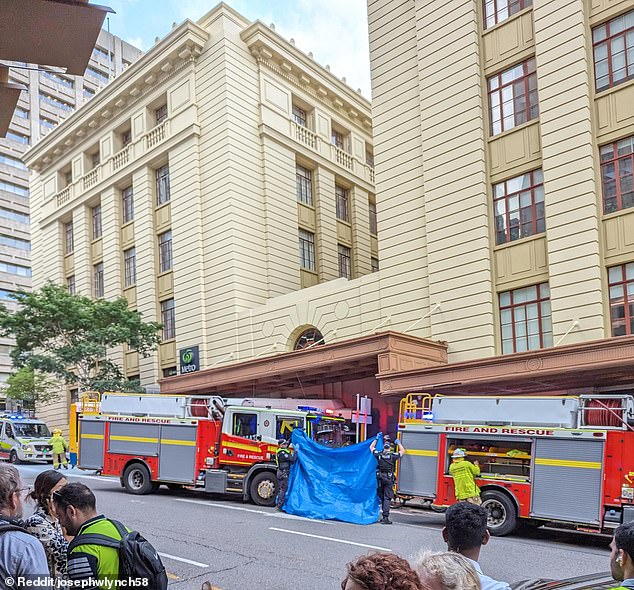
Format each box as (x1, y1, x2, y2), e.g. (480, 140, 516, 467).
(442, 502, 511, 590)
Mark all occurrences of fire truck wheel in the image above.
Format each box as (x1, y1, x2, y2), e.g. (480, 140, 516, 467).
(249, 471, 277, 506)
(481, 490, 517, 536)
(123, 463, 155, 495)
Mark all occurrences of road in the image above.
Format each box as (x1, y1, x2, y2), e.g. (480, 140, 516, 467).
(16, 464, 610, 590)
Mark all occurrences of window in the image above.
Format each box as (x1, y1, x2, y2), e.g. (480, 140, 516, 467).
(92, 46, 109, 60)
(156, 165, 170, 205)
(158, 230, 173, 273)
(366, 149, 375, 168)
(593, 10, 634, 92)
(0, 235, 30, 251)
(14, 107, 28, 119)
(121, 129, 132, 147)
(298, 229, 315, 271)
(0, 180, 28, 198)
(0, 154, 27, 170)
(371, 257, 379, 272)
(499, 283, 552, 354)
(6, 131, 29, 145)
(488, 58, 538, 135)
(608, 263, 634, 337)
(232, 412, 257, 438)
(161, 299, 175, 340)
(296, 165, 313, 206)
(85, 66, 109, 85)
(91, 152, 100, 169)
(67, 275, 76, 295)
(122, 186, 134, 223)
(292, 105, 307, 127)
(335, 185, 350, 222)
(64, 222, 74, 254)
(0, 289, 15, 301)
(40, 118, 56, 134)
(41, 71, 74, 89)
(155, 104, 168, 125)
(338, 244, 352, 279)
(64, 171, 72, 187)
(494, 169, 545, 244)
(369, 201, 378, 235)
(276, 417, 304, 441)
(0, 208, 29, 224)
(0, 262, 30, 277)
(484, 0, 533, 29)
(294, 328, 325, 350)
(83, 86, 96, 100)
(93, 263, 104, 298)
(39, 93, 72, 112)
(124, 248, 136, 287)
(331, 129, 345, 149)
(600, 135, 634, 214)
(162, 367, 177, 378)
(91, 204, 102, 240)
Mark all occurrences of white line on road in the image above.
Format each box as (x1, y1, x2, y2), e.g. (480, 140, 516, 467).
(174, 497, 334, 524)
(269, 527, 392, 552)
(158, 552, 209, 568)
(65, 473, 120, 484)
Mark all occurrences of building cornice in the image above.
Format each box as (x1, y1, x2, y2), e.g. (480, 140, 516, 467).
(24, 19, 209, 170)
(240, 22, 372, 130)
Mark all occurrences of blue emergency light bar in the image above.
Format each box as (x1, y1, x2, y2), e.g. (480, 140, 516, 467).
(297, 405, 318, 412)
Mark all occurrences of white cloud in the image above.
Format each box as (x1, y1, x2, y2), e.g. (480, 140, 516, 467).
(125, 36, 147, 51)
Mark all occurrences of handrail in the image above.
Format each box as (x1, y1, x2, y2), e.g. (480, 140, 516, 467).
(398, 393, 433, 424)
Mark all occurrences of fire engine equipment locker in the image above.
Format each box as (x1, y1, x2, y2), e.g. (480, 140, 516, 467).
(531, 438, 604, 525)
(157, 424, 197, 483)
(78, 419, 105, 470)
(398, 431, 439, 496)
(108, 422, 159, 455)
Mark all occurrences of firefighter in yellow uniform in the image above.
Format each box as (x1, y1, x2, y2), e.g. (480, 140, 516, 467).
(449, 448, 481, 505)
(49, 428, 69, 470)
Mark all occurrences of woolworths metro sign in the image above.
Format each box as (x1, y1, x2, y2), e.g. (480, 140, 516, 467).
(179, 345, 200, 374)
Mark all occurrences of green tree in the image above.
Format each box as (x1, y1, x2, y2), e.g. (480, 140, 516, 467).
(0, 283, 162, 392)
(5, 367, 60, 409)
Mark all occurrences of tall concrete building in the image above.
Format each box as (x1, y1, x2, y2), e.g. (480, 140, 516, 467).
(24, 4, 376, 429)
(0, 31, 141, 407)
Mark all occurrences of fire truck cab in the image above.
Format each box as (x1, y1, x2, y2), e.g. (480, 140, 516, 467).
(76, 393, 352, 506)
(397, 393, 634, 536)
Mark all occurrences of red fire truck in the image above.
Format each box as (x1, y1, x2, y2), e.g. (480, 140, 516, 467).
(76, 393, 353, 506)
(396, 393, 634, 536)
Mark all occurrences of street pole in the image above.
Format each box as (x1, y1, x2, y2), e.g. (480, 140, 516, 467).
(355, 393, 360, 443)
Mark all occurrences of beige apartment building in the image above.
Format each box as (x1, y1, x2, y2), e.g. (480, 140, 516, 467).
(161, 0, 634, 436)
(24, 4, 376, 428)
(0, 31, 141, 407)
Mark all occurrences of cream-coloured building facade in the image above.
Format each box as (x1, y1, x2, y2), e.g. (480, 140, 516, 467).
(24, 4, 376, 428)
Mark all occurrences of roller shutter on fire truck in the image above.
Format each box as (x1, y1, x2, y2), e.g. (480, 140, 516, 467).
(531, 438, 604, 525)
(78, 418, 105, 470)
(398, 431, 439, 497)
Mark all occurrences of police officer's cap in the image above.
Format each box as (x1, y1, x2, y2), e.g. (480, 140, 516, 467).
(383, 434, 392, 443)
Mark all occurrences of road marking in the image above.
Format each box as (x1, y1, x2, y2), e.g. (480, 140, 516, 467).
(269, 527, 392, 551)
(174, 498, 334, 524)
(158, 552, 209, 568)
(65, 473, 120, 484)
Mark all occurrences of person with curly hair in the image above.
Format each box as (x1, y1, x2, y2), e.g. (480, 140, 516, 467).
(341, 552, 430, 590)
(22, 469, 69, 579)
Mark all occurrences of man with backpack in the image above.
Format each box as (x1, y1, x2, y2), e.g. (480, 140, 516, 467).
(0, 464, 51, 589)
(53, 482, 167, 589)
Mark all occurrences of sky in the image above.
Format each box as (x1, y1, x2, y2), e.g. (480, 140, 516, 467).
(103, 0, 372, 98)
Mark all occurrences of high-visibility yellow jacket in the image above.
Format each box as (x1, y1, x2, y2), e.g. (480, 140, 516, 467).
(449, 458, 480, 500)
(48, 434, 68, 455)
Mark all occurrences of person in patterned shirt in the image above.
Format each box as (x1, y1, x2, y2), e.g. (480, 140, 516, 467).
(22, 470, 69, 579)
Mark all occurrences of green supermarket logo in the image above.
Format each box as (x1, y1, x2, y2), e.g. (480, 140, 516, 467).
(182, 349, 194, 364)
(179, 346, 200, 374)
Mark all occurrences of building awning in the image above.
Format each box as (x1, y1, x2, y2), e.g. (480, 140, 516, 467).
(160, 331, 448, 396)
(378, 335, 634, 397)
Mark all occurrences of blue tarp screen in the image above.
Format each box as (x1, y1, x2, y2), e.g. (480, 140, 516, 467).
(284, 429, 380, 524)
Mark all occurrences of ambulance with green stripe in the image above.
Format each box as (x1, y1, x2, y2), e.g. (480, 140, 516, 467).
(0, 414, 53, 464)
(396, 393, 634, 536)
(74, 393, 353, 506)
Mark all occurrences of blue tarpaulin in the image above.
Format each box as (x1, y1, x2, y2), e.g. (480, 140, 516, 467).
(283, 429, 380, 524)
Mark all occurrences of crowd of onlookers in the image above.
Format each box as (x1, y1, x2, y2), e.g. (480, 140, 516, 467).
(0, 461, 632, 590)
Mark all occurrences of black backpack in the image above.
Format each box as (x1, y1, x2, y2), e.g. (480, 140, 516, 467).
(68, 519, 168, 590)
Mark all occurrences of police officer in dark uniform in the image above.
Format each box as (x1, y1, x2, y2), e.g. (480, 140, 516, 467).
(370, 434, 405, 524)
(275, 438, 296, 511)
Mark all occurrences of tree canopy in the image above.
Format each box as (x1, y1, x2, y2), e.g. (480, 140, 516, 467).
(5, 366, 60, 408)
(0, 283, 162, 392)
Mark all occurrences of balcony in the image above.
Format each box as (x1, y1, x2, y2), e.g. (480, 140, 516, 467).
(332, 144, 353, 170)
(146, 120, 168, 150)
(291, 120, 316, 149)
(83, 168, 99, 191)
(56, 185, 72, 207)
(112, 145, 130, 172)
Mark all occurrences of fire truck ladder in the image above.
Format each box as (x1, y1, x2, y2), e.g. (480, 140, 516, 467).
(399, 394, 433, 423)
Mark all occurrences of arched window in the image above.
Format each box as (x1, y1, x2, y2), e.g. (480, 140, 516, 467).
(294, 328, 324, 350)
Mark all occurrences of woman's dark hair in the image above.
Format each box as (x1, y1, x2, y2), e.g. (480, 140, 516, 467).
(28, 469, 66, 512)
(342, 552, 428, 590)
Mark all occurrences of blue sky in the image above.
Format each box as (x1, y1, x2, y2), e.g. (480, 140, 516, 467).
(103, 0, 371, 98)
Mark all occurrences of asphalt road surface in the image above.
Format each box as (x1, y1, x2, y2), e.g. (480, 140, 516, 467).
(15, 464, 610, 590)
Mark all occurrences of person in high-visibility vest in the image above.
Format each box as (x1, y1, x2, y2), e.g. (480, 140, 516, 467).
(448, 449, 481, 505)
(610, 521, 634, 590)
(49, 428, 69, 470)
(275, 439, 296, 511)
